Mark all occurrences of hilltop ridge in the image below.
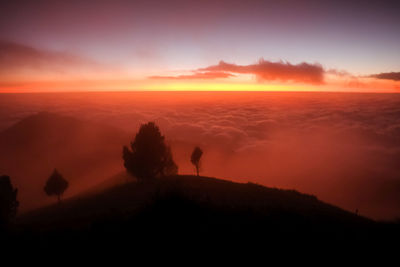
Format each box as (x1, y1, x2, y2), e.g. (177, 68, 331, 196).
(12, 173, 391, 249)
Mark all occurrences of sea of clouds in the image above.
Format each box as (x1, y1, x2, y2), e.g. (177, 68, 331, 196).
(1, 92, 399, 220)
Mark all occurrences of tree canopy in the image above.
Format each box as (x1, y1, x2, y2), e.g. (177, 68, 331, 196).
(190, 146, 203, 176)
(44, 169, 69, 202)
(123, 122, 178, 181)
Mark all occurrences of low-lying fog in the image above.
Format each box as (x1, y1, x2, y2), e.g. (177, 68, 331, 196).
(0, 92, 399, 220)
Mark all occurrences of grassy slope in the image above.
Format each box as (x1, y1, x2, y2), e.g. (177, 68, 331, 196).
(7, 174, 400, 251)
(16, 175, 373, 229)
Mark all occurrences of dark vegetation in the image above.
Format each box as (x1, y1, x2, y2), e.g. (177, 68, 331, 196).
(1, 114, 399, 251)
(6, 175, 400, 250)
(123, 122, 177, 181)
(191, 146, 203, 176)
(44, 169, 69, 203)
(0, 176, 18, 227)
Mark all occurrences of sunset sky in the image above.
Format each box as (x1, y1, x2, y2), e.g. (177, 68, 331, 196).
(1, 0, 400, 92)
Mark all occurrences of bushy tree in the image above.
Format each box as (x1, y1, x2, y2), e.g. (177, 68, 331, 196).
(0, 175, 19, 225)
(190, 146, 203, 176)
(44, 169, 69, 203)
(123, 122, 178, 181)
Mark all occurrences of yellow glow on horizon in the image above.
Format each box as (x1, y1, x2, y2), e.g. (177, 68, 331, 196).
(1, 77, 399, 93)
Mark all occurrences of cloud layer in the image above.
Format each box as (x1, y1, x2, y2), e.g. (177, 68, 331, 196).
(200, 59, 325, 84)
(369, 72, 400, 81)
(1, 92, 400, 220)
(150, 59, 325, 85)
(0, 41, 113, 81)
(0, 41, 94, 73)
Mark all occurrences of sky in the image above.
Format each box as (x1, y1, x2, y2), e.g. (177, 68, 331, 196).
(1, 0, 400, 92)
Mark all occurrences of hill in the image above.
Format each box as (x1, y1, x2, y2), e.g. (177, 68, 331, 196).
(9, 174, 399, 250)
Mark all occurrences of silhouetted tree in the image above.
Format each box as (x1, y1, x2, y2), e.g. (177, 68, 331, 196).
(44, 169, 69, 203)
(191, 146, 203, 176)
(0, 175, 19, 226)
(162, 146, 179, 176)
(123, 122, 178, 181)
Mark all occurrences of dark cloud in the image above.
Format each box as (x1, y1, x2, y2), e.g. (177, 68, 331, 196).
(369, 72, 400, 81)
(151, 59, 325, 84)
(0, 41, 102, 76)
(149, 71, 235, 80)
(199, 59, 325, 84)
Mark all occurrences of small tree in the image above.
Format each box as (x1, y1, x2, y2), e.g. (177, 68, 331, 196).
(44, 169, 69, 203)
(123, 122, 178, 181)
(190, 146, 203, 176)
(0, 175, 19, 226)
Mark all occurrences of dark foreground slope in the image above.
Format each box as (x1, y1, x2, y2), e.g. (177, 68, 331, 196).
(5, 175, 399, 251)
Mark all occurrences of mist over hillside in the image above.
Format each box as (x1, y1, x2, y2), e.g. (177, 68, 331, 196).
(0, 112, 129, 211)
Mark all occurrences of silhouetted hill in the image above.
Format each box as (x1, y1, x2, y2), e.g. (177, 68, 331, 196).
(10, 174, 399, 250)
(2, 113, 399, 252)
(0, 112, 129, 211)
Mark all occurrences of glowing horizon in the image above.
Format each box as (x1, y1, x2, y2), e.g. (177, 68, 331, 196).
(1, 0, 400, 93)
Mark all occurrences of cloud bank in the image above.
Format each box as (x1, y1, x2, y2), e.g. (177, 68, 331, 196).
(0, 41, 114, 81)
(0, 41, 96, 73)
(200, 59, 325, 84)
(150, 59, 325, 85)
(369, 72, 400, 81)
(1, 92, 400, 219)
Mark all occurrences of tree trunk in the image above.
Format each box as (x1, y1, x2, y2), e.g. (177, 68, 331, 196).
(57, 194, 61, 204)
(196, 165, 199, 176)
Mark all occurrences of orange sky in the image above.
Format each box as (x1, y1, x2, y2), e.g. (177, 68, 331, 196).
(0, 42, 398, 93)
(1, 1, 400, 93)
(1, 70, 399, 93)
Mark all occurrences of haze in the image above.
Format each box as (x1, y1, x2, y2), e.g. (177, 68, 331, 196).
(0, 92, 399, 220)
